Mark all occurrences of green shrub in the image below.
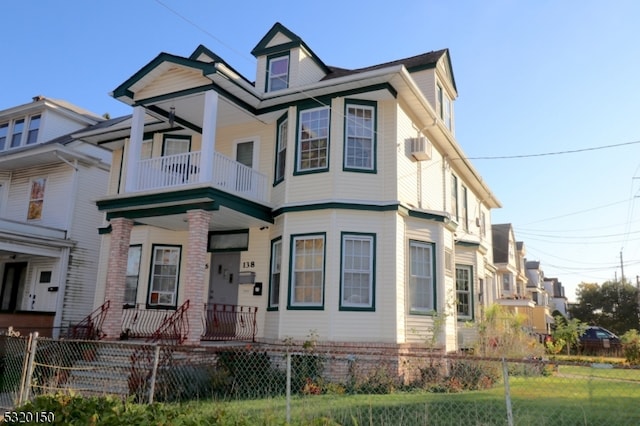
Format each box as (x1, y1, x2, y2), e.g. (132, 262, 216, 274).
(621, 329, 640, 365)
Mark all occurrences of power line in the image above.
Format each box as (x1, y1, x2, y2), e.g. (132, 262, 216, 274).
(464, 140, 640, 160)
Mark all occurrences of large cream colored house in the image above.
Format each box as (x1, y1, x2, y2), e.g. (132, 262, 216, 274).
(86, 23, 501, 352)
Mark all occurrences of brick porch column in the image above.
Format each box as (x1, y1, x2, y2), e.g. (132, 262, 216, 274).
(183, 209, 212, 345)
(101, 217, 134, 339)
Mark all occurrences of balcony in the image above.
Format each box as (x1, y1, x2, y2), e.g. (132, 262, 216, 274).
(134, 151, 268, 203)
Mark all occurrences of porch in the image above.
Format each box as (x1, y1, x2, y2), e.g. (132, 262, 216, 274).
(120, 303, 258, 342)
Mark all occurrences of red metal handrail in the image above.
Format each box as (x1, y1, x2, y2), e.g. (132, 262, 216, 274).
(201, 303, 257, 342)
(147, 299, 190, 345)
(121, 304, 174, 340)
(67, 300, 111, 340)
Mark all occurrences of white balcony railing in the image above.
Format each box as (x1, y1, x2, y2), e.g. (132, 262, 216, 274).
(135, 150, 268, 203)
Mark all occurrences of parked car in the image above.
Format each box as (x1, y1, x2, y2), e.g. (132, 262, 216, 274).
(579, 326, 621, 355)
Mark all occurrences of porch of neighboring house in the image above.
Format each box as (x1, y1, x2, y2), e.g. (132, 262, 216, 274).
(0, 219, 72, 337)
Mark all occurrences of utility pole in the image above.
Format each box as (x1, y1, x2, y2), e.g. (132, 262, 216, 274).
(620, 251, 625, 283)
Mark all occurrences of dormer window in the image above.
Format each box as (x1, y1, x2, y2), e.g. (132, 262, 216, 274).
(436, 83, 453, 131)
(267, 54, 289, 92)
(0, 114, 41, 151)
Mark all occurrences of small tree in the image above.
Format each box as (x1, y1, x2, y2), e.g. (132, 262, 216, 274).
(476, 304, 544, 358)
(551, 316, 586, 356)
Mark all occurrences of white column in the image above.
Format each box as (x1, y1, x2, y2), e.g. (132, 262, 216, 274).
(124, 106, 145, 192)
(199, 90, 218, 183)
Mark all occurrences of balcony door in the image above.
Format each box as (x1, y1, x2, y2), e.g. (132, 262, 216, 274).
(234, 140, 256, 196)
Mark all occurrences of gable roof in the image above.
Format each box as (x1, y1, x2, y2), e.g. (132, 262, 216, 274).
(251, 22, 330, 74)
(189, 45, 255, 87)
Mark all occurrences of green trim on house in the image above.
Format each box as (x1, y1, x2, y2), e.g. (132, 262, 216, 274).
(273, 202, 399, 217)
(343, 99, 377, 174)
(287, 232, 326, 311)
(455, 264, 474, 321)
(455, 240, 481, 248)
(293, 104, 331, 176)
(273, 112, 288, 186)
(408, 239, 438, 316)
(267, 236, 282, 311)
(106, 202, 218, 221)
(265, 52, 290, 93)
(339, 232, 376, 312)
(97, 187, 273, 223)
(113, 53, 217, 99)
(250, 23, 330, 74)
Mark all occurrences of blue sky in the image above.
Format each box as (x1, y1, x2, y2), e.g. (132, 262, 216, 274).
(3, 1, 640, 301)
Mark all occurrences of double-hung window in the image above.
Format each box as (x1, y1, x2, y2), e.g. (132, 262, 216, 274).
(296, 107, 329, 173)
(456, 265, 472, 319)
(461, 186, 469, 231)
(268, 238, 282, 309)
(289, 234, 325, 308)
(340, 233, 375, 310)
(274, 114, 288, 184)
(26, 115, 40, 145)
(0, 123, 7, 151)
(409, 240, 435, 313)
(148, 245, 181, 308)
(344, 100, 375, 171)
(267, 54, 289, 92)
(125, 245, 142, 307)
(10, 119, 24, 149)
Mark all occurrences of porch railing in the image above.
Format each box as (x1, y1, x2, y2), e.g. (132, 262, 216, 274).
(67, 300, 110, 340)
(137, 151, 201, 190)
(135, 150, 268, 203)
(121, 304, 176, 340)
(201, 303, 257, 342)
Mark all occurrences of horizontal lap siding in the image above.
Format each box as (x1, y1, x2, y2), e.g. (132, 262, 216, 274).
(274, 210, 399, 343)
(396, 104, 445, 210)
(6, 164, 73, 229)
(62, 165, 109, 326)
(135, 67, 210, 101)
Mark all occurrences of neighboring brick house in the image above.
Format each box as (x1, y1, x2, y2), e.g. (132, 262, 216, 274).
(87, 23, 501, 353)
(0, 97, 110, 336)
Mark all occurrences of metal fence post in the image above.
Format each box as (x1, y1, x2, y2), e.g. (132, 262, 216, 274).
(148, 345, 161, 404)
(286, 351, 291, 424)
(18, 332, 39, 406)
(502, 357, 514, 426)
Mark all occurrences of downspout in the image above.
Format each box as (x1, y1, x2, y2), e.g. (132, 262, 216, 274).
(52, 155, 80, 337)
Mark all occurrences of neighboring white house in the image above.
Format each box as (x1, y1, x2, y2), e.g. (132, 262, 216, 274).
(87, 22, 501, 353)
(0, 96, 111, 336)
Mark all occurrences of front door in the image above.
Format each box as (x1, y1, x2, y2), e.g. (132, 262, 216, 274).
(205, 252, 240, 338)
(208, 252, 240, 306)
(29, 267, 57, 312)
(0, 262, 27, 311)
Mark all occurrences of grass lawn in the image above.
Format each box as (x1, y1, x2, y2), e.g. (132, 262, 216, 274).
(175, 372, 640, 425)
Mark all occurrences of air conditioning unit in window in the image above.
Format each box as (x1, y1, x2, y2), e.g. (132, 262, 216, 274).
(409, 137, 432, 161)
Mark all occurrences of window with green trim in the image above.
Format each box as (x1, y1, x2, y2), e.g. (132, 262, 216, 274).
(148, 245, 181, 308)
(289, 234, 325, 308)
(451, 174, 458, 221)
(267, 54, 289, 92)
(274, 115, 288, 183)
(344, 102, 375, 171)
(456, 265, 472, 319)
(268, 238, 282, 309)
(409, 240, 435, 313)
(340, 233, 375, 310)
(297, 107, 329, 173)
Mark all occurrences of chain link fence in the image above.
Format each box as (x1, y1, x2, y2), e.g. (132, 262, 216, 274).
(2, 332, 640, 425)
